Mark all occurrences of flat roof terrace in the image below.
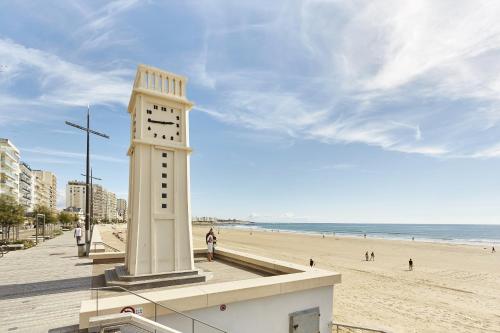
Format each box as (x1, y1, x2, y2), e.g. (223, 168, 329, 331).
(81, 247, 341, 329)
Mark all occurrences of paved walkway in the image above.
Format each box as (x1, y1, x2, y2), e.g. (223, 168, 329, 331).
(0, 231, 92, 333)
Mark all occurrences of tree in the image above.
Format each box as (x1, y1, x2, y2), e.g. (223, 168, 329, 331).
(32, 205, 56, 224)
(58, 211, 73, 228)
(32, 205, 57, 237)
(0, 194, 26, 241)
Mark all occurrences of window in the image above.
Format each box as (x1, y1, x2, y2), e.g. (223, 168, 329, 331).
(162, 193, 167, 198)
(176, 124, 179, 128)
(148, 126, 151, 131)
(162, 183, 167, 188)
(154, 105, 158, 110)
(170, 136, 174, 140)
(176, 116, 180, 120)
(176, 132, 179, 136)
(154, 133, 157, 138)
(171, 109, 174, 113)
(162, 135, 166, 139)
(162, 163, 167, 168)
(162, 153, 167, 157)
(147, 110, 152, 114)
(162, 173, 167, 178)
(162, 204, 167, 208)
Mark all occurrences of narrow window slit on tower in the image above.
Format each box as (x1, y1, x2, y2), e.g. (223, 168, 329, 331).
(162, 163, 167, 168)
(170, 136, 174, 140)
(162, 173, 167, 178)
(162, 193, 167, 198)
(154, 105, 158, 109)
(162, 135, 166, 139)
(162, 183, 167, 188)
(162, 153, 167, 157)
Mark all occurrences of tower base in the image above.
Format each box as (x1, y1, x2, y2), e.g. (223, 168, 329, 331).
(104, 265, 207, 290)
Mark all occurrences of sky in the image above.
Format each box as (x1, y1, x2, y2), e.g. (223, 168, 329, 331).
(1, 0, 500, 224)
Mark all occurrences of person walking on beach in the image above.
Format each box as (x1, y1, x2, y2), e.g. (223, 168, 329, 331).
(309, 258, 315, 267)
(206, 230, 214, 262)
(365, 251, 369, 261)
(370, 252, 375, 261)
(493, 246, 496, 253)
(409, 258, 413, 271)
(74, 224, 82, 245)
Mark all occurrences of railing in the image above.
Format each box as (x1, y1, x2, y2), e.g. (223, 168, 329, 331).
(331, 322, 390, 333)
(91, 286, 227, 333)
(92, 241, 121, 253)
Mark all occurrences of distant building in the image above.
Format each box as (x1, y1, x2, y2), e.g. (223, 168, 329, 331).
(19, 162, 34, 211)
(66, 180, 87, 212)
(33, 170, 57, 211)
(117, 198, 127, 222)
(0, 138, 20, 200)
(105, 190, 117, 221)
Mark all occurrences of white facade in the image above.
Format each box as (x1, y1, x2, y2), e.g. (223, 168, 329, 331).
(126, 65, 195, 275)
(105, 190, 117, 221)
(0, 138, 20, 200)
(19, 161, 34, 211)
(66, 180, 87, 212)
(157, 286, 334, 333)
(33, 170, 57, 211)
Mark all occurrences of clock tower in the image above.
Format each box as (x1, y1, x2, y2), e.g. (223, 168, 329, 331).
(125, 64, 195, 277)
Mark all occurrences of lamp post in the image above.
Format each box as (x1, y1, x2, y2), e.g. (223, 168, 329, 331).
(65, 106, 109, 255)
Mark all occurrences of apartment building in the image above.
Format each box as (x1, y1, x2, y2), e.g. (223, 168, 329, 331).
(66, 180, 87, 212)
(33, 170, 57, 211)
(0, 138, 20, 200)
(19, 162, 34, 211)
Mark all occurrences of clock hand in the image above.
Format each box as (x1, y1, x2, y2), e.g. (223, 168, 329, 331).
(148, 118, 174, 125)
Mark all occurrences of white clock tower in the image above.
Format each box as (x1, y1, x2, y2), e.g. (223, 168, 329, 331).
(124, 64, 196, 277)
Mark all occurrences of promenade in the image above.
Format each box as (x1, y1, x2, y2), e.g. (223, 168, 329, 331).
(0, 231, 92, 333)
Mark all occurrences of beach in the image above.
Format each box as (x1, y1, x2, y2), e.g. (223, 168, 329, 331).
(100, 224, 500, 332)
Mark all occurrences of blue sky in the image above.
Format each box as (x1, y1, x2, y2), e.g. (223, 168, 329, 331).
(1, 0, 500, 224)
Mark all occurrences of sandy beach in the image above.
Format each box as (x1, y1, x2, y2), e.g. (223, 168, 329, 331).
(100, 224, 500, 332)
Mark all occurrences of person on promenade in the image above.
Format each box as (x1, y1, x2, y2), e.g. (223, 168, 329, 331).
(309, 258, 315, 267)
(370, 252, 375, 261)
(207, 230, 214, 262)
(409, 258, 413, 271)
(365, 251, 369, 261)
(492, 246, 496, 253)
(74, 224, 82, 244)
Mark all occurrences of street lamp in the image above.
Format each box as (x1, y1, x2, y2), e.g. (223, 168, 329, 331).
(65, 106, 109, 255)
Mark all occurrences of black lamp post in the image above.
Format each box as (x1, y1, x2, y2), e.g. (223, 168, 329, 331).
(65, 106, 109, 255)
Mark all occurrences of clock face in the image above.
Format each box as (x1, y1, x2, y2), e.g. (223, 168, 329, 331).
(143, 102, 182, 142)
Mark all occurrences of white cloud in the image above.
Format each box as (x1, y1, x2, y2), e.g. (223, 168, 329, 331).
(0, 38, 132, 107)
(189, 0, 500, 159)
(21, 147, 127, 164)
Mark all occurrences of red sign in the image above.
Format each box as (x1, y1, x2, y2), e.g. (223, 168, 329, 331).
(121, 306, 135, 314)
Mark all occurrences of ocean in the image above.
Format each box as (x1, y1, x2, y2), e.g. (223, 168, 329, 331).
(224, 223, 500, 246)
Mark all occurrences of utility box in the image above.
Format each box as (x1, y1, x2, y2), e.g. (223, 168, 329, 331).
(289, 307, 320, 333)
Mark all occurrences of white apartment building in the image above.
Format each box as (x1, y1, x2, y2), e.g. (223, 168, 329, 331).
(0, 138, 20, 200)
(33, 170, 57, 211)
(117, 198, 127, 222)
(105, 191, 117, 221)
(66, 181, 120, 222)
(19, 162, 34, 211)
(66, 180, 87, 212)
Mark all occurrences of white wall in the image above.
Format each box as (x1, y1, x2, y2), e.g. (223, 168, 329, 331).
(156, 286, 334, 333)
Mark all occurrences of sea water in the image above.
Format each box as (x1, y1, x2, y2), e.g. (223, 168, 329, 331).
(225, 223, 500, 246)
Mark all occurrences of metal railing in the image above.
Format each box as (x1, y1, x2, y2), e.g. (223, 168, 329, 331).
(92, 241, 121, 253)
(91, 286, 227, 333)
(331, 322, 390, 333)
